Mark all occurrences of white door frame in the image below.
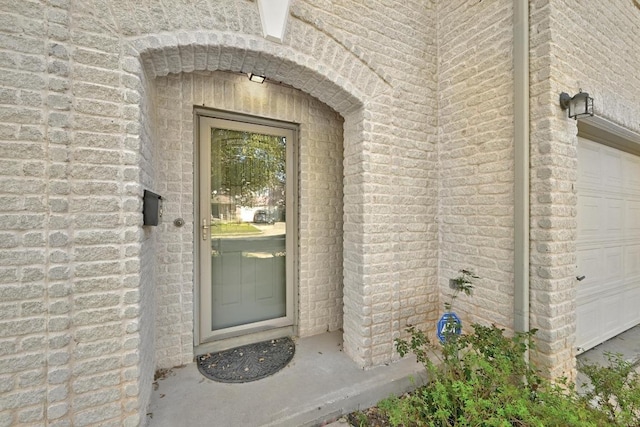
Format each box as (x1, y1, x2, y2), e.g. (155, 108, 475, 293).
(194, 108, 299, 352)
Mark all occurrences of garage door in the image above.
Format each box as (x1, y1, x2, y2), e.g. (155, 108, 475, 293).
(576, 137, 640, 352)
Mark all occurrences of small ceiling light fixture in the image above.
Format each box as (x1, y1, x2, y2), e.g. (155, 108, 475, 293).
(248, 73, 266, 84)
(559, 90, 594, 119)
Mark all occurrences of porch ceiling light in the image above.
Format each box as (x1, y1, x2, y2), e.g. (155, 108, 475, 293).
(248, 73, 266, 84)
(559, 90, 594, 119)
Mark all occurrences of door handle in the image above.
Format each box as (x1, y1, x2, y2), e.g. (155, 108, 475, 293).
(201, 219, 209, 240)
(576, 275, 586, 281)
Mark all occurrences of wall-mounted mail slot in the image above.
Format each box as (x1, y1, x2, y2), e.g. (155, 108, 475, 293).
(143, 190, 163, 226)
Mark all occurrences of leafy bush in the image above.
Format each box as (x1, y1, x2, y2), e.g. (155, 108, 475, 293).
(391, 323, 608, 426)
(376, 270, 640, 426)
(579, 352, 640, 425)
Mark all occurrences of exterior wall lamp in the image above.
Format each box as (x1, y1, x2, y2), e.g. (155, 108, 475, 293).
(559, 90, 594, 119)
(248, 73, 266, 84)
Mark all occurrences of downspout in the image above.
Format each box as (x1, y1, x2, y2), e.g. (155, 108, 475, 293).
(513, 1, 530, 342)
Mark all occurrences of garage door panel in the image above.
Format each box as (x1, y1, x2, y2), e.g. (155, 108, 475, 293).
(605, 198, 624, 234)
(604, 246, 623, 280)
(623, 285, 640, 327)
(601, 293, 624, 333)
(626, 200, 640, 233)
(576, 300, 601, 351)
(602, 150, 623, 190)
(577, 196, 602, 237)
(577, 136, 640, 352)
(624, 245, 640, 276)
(624, 157, 640, 191)
(578, 141, 602, 189)
(578, 278, 625, 300)
(577, 247, 603, 284)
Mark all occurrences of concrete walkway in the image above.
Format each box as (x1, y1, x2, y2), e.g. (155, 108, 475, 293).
(147, 325, 640, 427)
(146, 331, 427, 427)
(576, 324, 640, 389)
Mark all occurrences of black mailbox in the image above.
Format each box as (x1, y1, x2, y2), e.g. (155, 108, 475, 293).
(143, 190, 162, 226)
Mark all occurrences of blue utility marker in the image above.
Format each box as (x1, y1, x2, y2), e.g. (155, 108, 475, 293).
(437, 312, 461, 343)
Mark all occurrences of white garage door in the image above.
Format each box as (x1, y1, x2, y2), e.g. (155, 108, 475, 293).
(576, 137, 640, 352)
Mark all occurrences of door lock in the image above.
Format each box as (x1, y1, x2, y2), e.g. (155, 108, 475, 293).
(201, 219, 209, 240)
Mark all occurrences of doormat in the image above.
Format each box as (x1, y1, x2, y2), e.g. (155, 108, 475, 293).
(197, 337, 295, 383)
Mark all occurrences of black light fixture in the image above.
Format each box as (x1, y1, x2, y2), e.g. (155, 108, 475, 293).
(248, 73, 266, 84)
(559, 90, 594, 119)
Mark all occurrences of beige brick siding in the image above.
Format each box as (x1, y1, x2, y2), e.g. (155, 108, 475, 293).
(1, 0, 438, 424)
(2, 0, 637, 424)
(1, 1, 67, 426)
(529, 0, 640, 378)
(437, 0, 515, 330)
(136, 52, 158, 427)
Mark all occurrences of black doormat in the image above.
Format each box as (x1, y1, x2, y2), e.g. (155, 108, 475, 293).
(197, 337, 295, 383)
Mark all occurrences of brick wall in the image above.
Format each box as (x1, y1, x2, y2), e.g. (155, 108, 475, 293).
(529, 0, 640, 377)
(437, 0, 515, 330)
(1, 1, 437, 424)
(2, 0, 636, 423)
(135, 65, 158, 424)
(127, 1, 439, 369)
(9, 0, 640, 422)
(0, 1, 68, 425)
(295, 0, 440, 366)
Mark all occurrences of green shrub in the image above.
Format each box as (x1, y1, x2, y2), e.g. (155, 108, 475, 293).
(393, 323, 606, 426)
(578, 352, 640, 425)
(381, 270, 639, 426)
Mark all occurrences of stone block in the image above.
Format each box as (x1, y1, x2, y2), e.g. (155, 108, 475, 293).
(18, 406, 44, 423)
(47, 384, 68, 403)
(0, 388, 45, 410)
(47, 402, 69, 420)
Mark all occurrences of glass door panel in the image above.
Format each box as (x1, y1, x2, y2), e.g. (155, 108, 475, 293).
(209, 127, 287, 330)
(199, 116, 294, 342)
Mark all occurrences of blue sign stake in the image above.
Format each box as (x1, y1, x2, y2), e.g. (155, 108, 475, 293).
(437, 312, 461, 343)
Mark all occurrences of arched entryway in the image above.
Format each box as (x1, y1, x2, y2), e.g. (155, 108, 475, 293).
(127, 30, 390, 371)
(155, 70, 346, 355)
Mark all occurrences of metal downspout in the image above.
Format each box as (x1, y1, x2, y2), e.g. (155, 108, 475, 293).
(513, 1, 530, 338)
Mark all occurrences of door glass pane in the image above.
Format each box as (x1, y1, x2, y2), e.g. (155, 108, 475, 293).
(209, 128, 287, 330)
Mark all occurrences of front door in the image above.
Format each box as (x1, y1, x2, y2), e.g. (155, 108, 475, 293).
(198, 114, 296, 343)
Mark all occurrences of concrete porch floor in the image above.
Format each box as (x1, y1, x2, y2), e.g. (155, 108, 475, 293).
(147, 326, 640, 427)
(146, 331, 427, 427)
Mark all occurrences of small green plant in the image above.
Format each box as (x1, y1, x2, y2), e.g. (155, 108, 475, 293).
(579, 352, 640, 425)
(377, 394, 419, 426)
(437, 269, 479, 345)
(349, 410, 369, 427)
(445, 269, 478, 312)
(384, 269, 640, 426)
(392, 322, 610, 426)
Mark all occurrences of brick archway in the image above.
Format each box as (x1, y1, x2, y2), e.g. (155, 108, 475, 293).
(124, 30, 389, 371)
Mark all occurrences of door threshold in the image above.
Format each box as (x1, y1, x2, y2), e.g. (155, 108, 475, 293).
(195, 325, 295, 356)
